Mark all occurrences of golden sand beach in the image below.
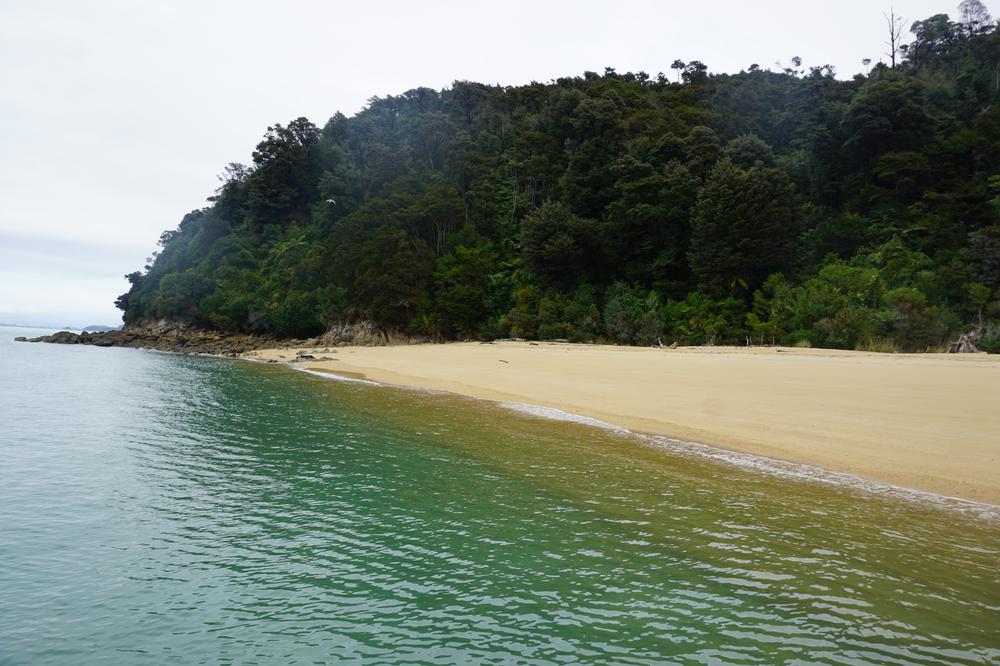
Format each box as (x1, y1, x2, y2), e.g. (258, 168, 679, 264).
(248, 342, 1000, 505)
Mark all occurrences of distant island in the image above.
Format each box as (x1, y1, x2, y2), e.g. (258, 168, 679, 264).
(1, 323, 121, 332)
(1, 322, 78, 331)
(113, 9, 998, 353)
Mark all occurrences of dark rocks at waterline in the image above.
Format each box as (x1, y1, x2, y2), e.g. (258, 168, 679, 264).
(16, 328, 289, 356)
(19, 330, 84, 344)
(15, 319, 427, 355)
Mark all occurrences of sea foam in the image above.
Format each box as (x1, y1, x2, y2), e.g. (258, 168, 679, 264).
(496, 402, 631, 433)
(298, 365, 1000, 520)
(296, 367, 380, 385)
(497, 402, 999, 520)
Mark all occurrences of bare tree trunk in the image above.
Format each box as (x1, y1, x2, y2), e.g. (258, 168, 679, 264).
(884, 8, 906, 68)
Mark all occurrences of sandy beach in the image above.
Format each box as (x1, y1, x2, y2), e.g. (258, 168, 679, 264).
(247, 342, 1000, 505)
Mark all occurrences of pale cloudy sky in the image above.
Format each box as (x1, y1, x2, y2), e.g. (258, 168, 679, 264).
(0, 0, 978, 326)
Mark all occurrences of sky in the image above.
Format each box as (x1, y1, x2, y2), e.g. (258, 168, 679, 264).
(0, 0, 982, 327)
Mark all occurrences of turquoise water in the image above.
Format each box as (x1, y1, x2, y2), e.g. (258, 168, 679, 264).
(1, 326, 998, 664)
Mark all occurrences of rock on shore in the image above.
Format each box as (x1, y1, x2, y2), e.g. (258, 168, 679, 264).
(317, 321, 418, 346)
(15, 319, 419, 355)
(17, 327, 288, 356)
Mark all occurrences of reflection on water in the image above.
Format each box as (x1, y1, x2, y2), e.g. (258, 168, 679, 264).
(1, 332, 998, 664)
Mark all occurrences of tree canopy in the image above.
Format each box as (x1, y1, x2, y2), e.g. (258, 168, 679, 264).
(117, 8, 1000, 352)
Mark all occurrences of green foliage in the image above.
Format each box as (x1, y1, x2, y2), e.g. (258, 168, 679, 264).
(683, 126, 723, 179)
(689, 159, 799, 296)
(603, 282, 663, 345)
(980, 322, 1000, 353)
(246, 118, 322, 228)
(520, 202, 600, 289)
(747, 247, 961, 351)
(433, 244, 498, 338)
(266, 291, 324, 339)
(724, 134, 776, 168)
(503, 285, 540, 339)
(842, 80, 934, 168)
(116, 16, 1000, 351)
(884, 287, 953, 350)
(968, 225, 1000, 287)
(564, 285, 603, 342)
(664, 293, 747, 346)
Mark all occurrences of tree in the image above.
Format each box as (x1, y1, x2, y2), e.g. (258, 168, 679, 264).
(245, 118, 321, 228)
(885, 287, 951, 350)
(114, 272, 144, 313)
(604, 157, 698, 293)
(433, 244, 498, 337)
(884, 8, 906, 67)
(355, 227, 435, 329)
(968, 226, 1000, 287)
(682, 60, 708, 84)
(520, 202, 601, 288)
(215, 162, 250, 189)
(842, 80, 934, 166)
(958, 0, 993, 35)
(603, 283, 662, 345)
(723, 134, 776, 169)
(683, 126, 722, 179)
(906, 14, 957, 66)
(670, 59, 686, 82)
(113, 14, 997, 350)
(688, 159, 800, 295)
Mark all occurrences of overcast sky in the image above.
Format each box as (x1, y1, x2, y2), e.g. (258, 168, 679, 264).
(0, 0, 981, 326)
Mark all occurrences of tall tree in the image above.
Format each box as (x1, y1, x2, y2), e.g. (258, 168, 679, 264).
(670, 59, 686, 83)
(958, 0, 993, 35)
(884, 8, 906, 68)
(245, 118, 322, 229)
(688, 159, 800, 295)
(520, 202, 601, 289)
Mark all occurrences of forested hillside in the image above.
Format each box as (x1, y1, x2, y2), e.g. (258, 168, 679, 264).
(117, 7, 1000, 351)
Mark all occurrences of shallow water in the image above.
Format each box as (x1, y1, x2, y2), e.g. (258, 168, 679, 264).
(1, 327, 998, 664)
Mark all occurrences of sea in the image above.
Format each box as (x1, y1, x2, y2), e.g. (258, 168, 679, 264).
(1, 325, 998, 665)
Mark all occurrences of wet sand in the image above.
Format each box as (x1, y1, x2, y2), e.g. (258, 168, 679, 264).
(248, 342, 1000, 505)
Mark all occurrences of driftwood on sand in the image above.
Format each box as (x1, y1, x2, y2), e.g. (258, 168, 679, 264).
(946, 330, 982, 354)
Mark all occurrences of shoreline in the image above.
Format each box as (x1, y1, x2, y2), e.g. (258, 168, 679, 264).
(299, 364, 999, 516)
(247, 341, 1000, 506)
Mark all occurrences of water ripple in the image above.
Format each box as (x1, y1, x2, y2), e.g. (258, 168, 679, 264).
(1, 336, 998, 664)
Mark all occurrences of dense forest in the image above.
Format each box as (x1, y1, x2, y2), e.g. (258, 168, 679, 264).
(118, 5, 1000, 352)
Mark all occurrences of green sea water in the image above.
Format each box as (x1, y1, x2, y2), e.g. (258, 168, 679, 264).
(1, 326, 998, 665)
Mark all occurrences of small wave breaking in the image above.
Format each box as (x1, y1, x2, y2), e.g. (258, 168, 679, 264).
(295, 364, 999, 520)
(497, 402, 999, 521)
(296, 367, 380, 385)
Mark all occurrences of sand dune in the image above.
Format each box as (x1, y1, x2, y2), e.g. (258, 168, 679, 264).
(248, 342, 1000, 505)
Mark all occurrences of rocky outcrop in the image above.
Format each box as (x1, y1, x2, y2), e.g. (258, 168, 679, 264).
(122, 318, 198, 335)
(15, 319, 426, 354)
(27, 331, 80, 345)
(319, 321, 394, 347)
(17, 326, 288, 356)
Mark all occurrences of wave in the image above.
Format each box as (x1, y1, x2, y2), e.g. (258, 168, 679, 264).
(296, 367, 380, 385)
(497, 402, 999, 521)
(496, 402, 632, 434)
